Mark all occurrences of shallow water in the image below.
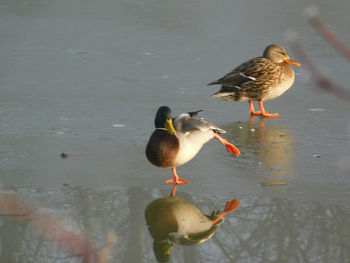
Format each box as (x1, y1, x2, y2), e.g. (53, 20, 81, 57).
(0, 0, 350, 262)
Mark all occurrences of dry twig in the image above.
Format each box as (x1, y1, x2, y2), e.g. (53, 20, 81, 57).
(0, 192, 116, 263)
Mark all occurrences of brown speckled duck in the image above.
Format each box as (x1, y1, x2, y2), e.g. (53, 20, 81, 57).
(146, 106, 240, 185)
(208, 44, 301, 118)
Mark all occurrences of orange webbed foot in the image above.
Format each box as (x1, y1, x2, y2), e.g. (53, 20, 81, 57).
(249, 110, 263, 116)
(212, 199, 240, 224)
(250, 111, 280, 118)
(213, 133, 240, 156)
(166, 178, 189, 185)
(225, 142, 241, 156)
(224, 199, 240, 214)
(261, 112, 280, 118)
(254, 101, 280, 118)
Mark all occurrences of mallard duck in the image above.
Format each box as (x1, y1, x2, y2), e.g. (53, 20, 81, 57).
(145, 187, 239, 262)
(208, 44, 301, 118)
(146, 106, 240, 185)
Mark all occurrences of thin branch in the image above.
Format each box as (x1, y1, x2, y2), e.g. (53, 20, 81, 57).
(287, 31, 350, 101)
(0, 192, 116, 263)
(304, 6, 350, 60)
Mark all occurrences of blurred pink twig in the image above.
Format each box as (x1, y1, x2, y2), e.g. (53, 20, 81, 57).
(305, 6, 350, 60)
(0, 192, 116, 263)
(287, 6, 350, 101)
(288, 36, 350, 101)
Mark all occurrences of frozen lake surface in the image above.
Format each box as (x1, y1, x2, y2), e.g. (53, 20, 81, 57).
(0, 0, 349, 262)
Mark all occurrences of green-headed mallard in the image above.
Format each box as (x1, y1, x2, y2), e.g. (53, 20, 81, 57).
(208, 44, 301, 118)
(146, 106, 240, 185)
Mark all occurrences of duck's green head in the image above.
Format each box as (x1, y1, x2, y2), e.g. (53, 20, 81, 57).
(155, 106, 176, 135)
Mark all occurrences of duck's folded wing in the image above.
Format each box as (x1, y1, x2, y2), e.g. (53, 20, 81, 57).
(208, 57, 272, 88)
(174, 113, 225, 134)
(208, 71, 255, 87)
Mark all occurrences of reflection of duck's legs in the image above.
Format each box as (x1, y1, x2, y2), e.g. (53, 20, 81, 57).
(259, 117, 266, 127)
(170, 184, 178, 197)
(212, 199, 240, 224)
(166, 167, 189, 185)
(249, 100, 280, 118)
(250, 115, 266, 128)
(249, 114, 256, 125)
(213, 133, 241, 156)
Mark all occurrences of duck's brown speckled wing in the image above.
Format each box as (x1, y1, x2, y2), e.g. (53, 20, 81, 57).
(209, 57, 282, 101)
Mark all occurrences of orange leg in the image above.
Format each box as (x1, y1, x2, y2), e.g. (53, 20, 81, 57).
(166, 167, 189, 185)
(213, 133, 240, 156)
(249, 100, 279, 118)
(258, 101, 280, 118)
(212, 199, 240, 224)
(249, 100, 263, 115)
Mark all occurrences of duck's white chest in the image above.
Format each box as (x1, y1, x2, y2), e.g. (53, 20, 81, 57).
(173, 130, 214, 166)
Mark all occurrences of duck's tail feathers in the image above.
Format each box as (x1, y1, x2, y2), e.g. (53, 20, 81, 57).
(188, 110, 204, 117)
(207, 80, 219, 86)
(210, 92, 237, 98)
(212, 126, 226, 134)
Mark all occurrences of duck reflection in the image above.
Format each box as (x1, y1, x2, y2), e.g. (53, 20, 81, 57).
(144, 185, 239, 262)
(223, 116, 294, 178)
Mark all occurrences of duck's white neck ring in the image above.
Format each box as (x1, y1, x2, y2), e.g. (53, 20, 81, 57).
(155, 128, 167, 131)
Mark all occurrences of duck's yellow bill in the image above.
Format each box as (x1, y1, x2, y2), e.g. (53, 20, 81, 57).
(165, 119, 176, 135)
(285, 59, 301, 66)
